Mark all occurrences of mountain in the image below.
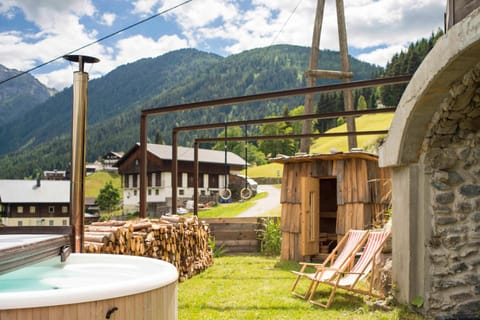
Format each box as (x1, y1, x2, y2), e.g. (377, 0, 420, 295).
(0, 45, 382, 179)
(0, 64, 54, 126)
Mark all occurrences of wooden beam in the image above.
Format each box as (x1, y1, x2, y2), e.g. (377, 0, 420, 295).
(306, 69, 353, 79)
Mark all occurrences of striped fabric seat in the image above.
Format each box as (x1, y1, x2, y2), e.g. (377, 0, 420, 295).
(308, 230, 391, 308)
(290, 229, 368, 299)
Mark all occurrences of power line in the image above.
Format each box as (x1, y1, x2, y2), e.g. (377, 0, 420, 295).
(0, 0, 193, 86)
(269, 0, 304, 47)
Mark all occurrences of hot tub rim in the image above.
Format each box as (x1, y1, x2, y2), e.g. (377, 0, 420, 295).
(0, 253, 178, 310)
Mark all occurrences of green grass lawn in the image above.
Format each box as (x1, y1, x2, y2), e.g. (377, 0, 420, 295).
(179, 255, 423, 320)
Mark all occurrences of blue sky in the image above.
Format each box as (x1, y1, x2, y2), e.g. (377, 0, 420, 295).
(0, 0, 445, 90)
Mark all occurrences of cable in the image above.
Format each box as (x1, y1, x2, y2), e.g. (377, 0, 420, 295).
(269, 0, 304, 47)
(0, 0, 194, 86)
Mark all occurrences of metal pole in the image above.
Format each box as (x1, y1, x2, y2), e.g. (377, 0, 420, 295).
(70, 71, 87, 253)
(196, 130, 389, 144)
(140, 114, 147, 218)
(193, 141, 199, 216)
(64, 54, 98, 253)
(143, 76, 411, 116)
(172, 130, 178, 216)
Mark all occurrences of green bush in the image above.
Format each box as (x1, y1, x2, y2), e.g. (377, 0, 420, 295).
(258, 218, 281, 256)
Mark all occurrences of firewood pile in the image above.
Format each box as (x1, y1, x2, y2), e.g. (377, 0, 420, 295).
(84, 216, 213, 281)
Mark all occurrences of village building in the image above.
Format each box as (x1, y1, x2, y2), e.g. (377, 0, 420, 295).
(116, 143, 245, 216)
(0, 179, 70, 227)
(271, 151, 391, 261)
(101, 151, 124, 171)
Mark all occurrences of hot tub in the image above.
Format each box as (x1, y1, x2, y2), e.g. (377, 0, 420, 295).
(0, 253, 178, 320)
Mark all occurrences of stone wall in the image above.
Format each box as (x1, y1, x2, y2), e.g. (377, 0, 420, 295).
(421, 62, 480, 318)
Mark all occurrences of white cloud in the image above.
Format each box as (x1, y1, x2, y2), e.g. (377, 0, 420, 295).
(100, 12, 116, 26)
(0, 0, 95, 30)
(0, 0, 445, 90)
(133, 0, 159, 14)
(113, 34, 188, 64)
(357, 45, 407, 67)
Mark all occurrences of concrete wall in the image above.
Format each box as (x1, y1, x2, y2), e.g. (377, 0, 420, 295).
(380, 8, 480, 319)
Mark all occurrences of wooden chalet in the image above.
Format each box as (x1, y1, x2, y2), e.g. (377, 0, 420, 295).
(0, 179, 70, 227)
(102, 151, 124, 171)
(271, 151, 391, 261)
(116, 143, 246, 216)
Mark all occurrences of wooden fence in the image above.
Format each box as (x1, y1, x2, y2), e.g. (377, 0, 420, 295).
(201, 217, 264, 254)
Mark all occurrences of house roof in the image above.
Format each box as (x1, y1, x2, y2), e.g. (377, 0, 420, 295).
(0, 180, 70, 203)
(117, 143, 246, 167)
(270, 151, 379, 163)
(103, 151, 124, 159)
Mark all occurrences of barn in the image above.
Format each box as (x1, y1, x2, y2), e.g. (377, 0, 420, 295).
(271, 151, 391, 261)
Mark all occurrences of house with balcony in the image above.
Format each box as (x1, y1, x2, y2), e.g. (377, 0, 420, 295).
(115, 143, 246, 216)
(0, 179, 70, 227)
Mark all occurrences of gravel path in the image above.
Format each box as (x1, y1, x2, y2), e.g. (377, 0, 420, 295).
(236, 185, 281, 217)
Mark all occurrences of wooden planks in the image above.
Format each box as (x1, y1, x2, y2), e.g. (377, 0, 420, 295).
(202, 217, 263, 254)
(0, 283, 177, 320)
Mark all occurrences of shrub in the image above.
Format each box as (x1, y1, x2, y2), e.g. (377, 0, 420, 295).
(258, 217, 281, 256)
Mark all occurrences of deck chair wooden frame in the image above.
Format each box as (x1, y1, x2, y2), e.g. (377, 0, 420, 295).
(308, 230, 391, 308)
(290, 229, 368, 299)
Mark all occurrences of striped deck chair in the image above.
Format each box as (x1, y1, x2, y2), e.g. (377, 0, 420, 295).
(308, 230, 391, 308)
(290, 229, 368, 299)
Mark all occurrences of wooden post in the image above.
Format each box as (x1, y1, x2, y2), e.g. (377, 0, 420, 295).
(336, 0, 357, 149)
(300, 0, 326, 154)
(301, 0, 357, 153)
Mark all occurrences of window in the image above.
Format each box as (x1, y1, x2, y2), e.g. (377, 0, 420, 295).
(62, 206, 68, 213)
(133, 190, 138, 196)
(209, 174, 219, 188)
(198, 173, 204, 188)
(155, 189, 159, 195)
(178, 173, 183, 187)
(17, 206, 23, 213)
(179, 189, 184, 196)
(49, 220, 54, 226)
(155, 173, 162, 186)
(148, 173, 153, 187)
(17, 221, 23, 226)
(48, 206, 55, 213)
(132, 174, 138, 188)
(62, 219, 68, 226)
(187, 173, 194, 188)
(29, 206, 36, 214)
(148, 189, 152, 196)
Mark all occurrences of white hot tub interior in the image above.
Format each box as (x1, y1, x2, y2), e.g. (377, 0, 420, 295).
(0, 253, 178, 310)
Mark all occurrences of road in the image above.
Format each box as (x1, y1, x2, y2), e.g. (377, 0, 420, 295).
(236, 185, 281, 217)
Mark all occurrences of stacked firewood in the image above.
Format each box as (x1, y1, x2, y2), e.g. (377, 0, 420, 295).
(84, 216, 213, 281)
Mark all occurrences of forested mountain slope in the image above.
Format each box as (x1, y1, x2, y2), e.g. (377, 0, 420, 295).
(0, 45, 381, 178)
(0, 64, 54, 126)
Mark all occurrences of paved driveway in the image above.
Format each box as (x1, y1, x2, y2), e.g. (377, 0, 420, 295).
(236, 185, 281, 217)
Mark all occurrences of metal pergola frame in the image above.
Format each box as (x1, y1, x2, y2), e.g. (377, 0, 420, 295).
(190, 129, 388, 215)
(171, 107, 396, 216)
(139, 75, 411, 217)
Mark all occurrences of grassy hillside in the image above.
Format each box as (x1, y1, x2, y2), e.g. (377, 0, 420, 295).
(85, 171, 122, 199)
(310, 112, 394, 153)
(247, 112, 394, 178)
